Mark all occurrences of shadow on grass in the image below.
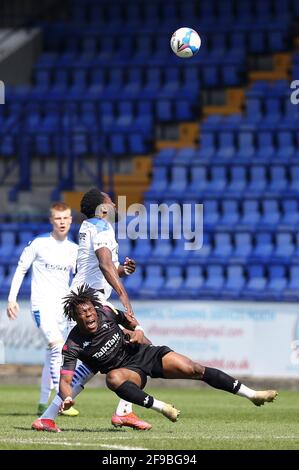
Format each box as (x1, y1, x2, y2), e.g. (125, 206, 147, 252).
(0, 413, 35, 417)
(14, 426, 127, 433)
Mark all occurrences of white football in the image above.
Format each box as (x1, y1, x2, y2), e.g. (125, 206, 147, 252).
(170, 27, 201, 58)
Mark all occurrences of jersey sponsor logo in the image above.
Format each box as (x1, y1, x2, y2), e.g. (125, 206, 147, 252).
(45, 263, 69, 271)
(79, 232, 86, 241)
(92, 333, 121, 359)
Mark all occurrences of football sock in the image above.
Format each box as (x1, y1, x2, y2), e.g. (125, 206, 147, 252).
(151, 399, 165, 412)
(236, 384, 255, 399)
(39, 348, 52, 404)
(202, 367, 241, 394)
(115, 381, 154, 408)
(41, 363, 94, 420)
(49, 344, 62, 392)
(115, 399, 133, 416)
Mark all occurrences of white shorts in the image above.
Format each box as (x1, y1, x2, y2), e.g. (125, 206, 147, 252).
(32, 305, 72, 345)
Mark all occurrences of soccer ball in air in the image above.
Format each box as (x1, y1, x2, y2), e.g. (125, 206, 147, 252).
(170, 27, 201, 58)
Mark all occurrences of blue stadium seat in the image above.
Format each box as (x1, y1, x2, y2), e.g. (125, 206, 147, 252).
(123, 268, 143, 298)
(252, 233, 273, 261)
(170, 238, 190, 266)
(179, 266, 204, 299)
(238, 200, 260, 229)
(243, 264, 267, 299)
(256, 131, 275, 162)
(130, 239, 152, 264)
(150, 239, 172, 262)
(201, 265, 224, 297)
(222, 265, 245, 299)
(139, 265, 165, 298)
(246, 165, 267, 195)
(187, 166, 208, 198)
(268, 165, 288, 193)
(260, 200, 281, 228)
(160, 266, 183, 298)
(144, 167, 169, 198)
(268, 265, 287, 299)
(219, 200, 239, 227)
(231, 232, 252, 262)
(165, 166, 188, 199)
(280, 200, 299, 228)
(273, 233, 294, 262)
(226, 165, 247, 195)
(208, 165, 227, 193)
(215, 131, 235, 162)
(211, 233, 233, 261)
(0, 231, 15, 262)
(283, 266, 299, 301)
(197, 132, 216, 160)
(188, 233, 212, 265)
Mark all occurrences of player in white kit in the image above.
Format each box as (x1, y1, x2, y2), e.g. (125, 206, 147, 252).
(31, 188, 152, 432)
(7, 202, 79, 417)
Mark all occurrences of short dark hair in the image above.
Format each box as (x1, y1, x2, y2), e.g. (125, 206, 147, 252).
(80, 188, 105, 218)
(63, 284, 102, 321)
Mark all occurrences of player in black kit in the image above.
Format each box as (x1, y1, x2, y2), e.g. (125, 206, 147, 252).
(54, 284, 278, 429)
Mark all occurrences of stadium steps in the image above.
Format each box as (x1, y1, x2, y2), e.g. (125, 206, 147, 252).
(202, 88, 245, 116)
(249, 53, 291, 81)
(156, 123, 199, 150)
(63, 156, 152, 210)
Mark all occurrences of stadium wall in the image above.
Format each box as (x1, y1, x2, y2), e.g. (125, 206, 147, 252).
(1, 300, 299, 378)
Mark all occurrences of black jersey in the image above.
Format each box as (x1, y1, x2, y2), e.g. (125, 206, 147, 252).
(61, 305, 133, 374)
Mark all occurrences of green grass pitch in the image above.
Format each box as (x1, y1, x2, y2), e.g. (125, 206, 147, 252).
(0, 385, 298, 450)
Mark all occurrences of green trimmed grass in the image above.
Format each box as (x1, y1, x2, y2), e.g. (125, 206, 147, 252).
(0, 385, 298, 450)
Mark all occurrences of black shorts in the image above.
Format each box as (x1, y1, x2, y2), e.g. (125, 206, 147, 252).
(120, 344, 173, 384)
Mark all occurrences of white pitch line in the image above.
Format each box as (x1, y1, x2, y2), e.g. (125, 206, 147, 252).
(100, 444, 148, 450)
(0, 437, 148, 449)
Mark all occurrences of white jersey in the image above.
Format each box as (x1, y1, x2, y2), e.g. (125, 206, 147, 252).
(71, 217, 119, 298)
(8, 233, 78, 311)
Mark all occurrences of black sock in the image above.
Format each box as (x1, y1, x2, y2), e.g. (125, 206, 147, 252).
(202, 367, 241, 394)
(115, 380, 154, 408)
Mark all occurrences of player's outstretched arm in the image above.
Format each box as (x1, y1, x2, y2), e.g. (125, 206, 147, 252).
(59, 373, 75, 410)
(96, 247, 134, 317)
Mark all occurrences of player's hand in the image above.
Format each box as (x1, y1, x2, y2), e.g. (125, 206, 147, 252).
(60, 396, 75, 412)
(124, 257, 136, 275)
(129, 329, 144, 344)
(7, 301, 19, 320)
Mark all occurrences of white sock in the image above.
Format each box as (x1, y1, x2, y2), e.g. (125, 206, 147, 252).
(42, 394, 62, 419)
(236, 384, 256, 399)
(150, 399, 165, 412)
(41, 363, 94, 420)
(116, 400, 133, 416)
(39, 349, 52, 404)
(49, 344, 62, 392)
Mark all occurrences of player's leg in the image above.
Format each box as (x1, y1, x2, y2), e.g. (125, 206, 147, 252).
(100, 298, 152, 430)
(37, 348, 53, 416)
(31, 363, 94, 432)
(106, 368, 179, 423)
(161, 351, 278, 406)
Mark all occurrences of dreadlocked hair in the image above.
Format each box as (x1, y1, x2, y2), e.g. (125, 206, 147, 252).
(80, 188, 105, 218)
(63, 283, 102, 321)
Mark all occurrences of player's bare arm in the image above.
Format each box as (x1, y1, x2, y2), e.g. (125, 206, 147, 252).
(59, 373, 75, 410)
(95, 246, 134, 317)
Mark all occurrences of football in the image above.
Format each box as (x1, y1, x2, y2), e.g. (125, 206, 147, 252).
(170, 27, 201, 58)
